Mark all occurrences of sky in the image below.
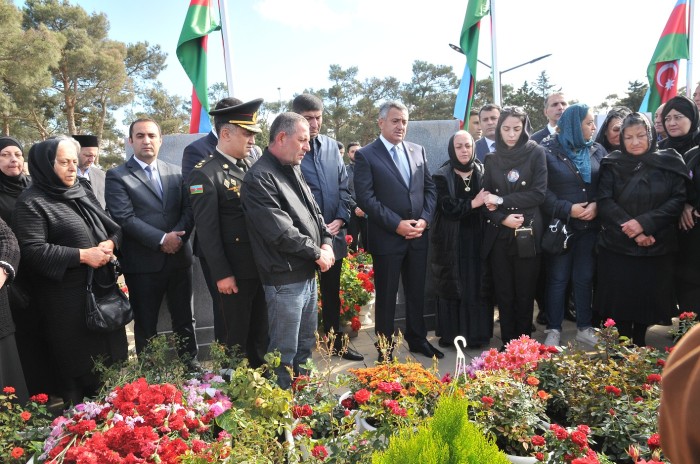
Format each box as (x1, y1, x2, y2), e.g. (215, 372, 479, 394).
(20, 0, 700, 118)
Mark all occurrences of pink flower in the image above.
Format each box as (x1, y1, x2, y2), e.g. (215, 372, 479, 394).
(603, 318, 616, 328)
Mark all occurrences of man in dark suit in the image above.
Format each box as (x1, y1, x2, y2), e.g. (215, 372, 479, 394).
(474, 103, 501, 161)
(181, 97, 262, 343)
(531, 92, 568, 144)
(353, 100, 442, 361)
(293, 93, 363, 361)
(105, 118, 198, 367)
(188, 98, 268, 367)
(73, 134, 106, 209)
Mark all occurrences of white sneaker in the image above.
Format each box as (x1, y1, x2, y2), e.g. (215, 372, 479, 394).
(544, 329, 561, 346)
(576, 327, 599, 346)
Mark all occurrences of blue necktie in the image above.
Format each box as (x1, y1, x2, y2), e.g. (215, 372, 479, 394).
(145, 165, 163, 200)
(391, 145, 410, 186)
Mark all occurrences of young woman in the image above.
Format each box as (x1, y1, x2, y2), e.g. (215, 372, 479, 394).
(482, 107, 547, 346)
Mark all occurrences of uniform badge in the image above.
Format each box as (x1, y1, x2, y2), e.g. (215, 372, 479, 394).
(190, 184, 204, 194)
(507, 169, 520, 183)
(228, 180, 239, 192)
(194, 161, 204, 169)
(224, 179, 230, 188)
(222, 164, 229, 169)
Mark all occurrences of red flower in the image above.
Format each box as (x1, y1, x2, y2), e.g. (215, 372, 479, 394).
(67, 419, 97, 435)
(646, 373, 662, 384)
(609, 408, 616, 416)
(20, 411, 32, 421)
(441, 372, 452, 383)
(570, 430, 588, 447)
(531, 435, 546, 446)
(603, 318, 616, 328)
(526, 376, 539, 386)
(648, 433, 661, 450)
(345, 235, 353, 244)
(311, 445, 329, 460)
(30, 393, 49, 404)
(679, 311, 696, 320)
(576, 424, 591, 435)
(604, 385, 621, 396)
(354, 388, 371, 404)
(292, 404, 313, 418)
(3, 386, 15, 394)
(481, 396, 494, 407)
(535, 452, 544, 461)
(550, 424, 568, 440)
(350, 316, 361, 331)
(11, 447, 24, 459)
(657, 359, 666, 367)
(292, 423, 313, 438)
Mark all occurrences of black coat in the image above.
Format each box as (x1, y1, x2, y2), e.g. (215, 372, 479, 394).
(597, 151, 687, 256)
(430, 162, 485, 299)
(541, 137, 607, 230)
(481, 144, 548, 258)
(0, 217, 19, 340)
(12, 186, 127, 378)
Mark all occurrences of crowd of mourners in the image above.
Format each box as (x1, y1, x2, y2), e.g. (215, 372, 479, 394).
(0, 85, 698, 412)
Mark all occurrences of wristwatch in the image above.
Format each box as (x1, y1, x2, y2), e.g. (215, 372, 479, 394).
(496, 196, 504, 205)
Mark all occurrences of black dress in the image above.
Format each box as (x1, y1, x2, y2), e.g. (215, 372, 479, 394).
(676, 147, 700, 311)
(430, 163, 491, 347)
(13, 185, 127, 396)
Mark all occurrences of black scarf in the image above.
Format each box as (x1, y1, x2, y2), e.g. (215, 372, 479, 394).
(28, 139, 117, 242)
(491, 115, 539, 171)
(660, 95, 700, 155)
(0, 137, 30, 197)
(447, 133, 475, 173)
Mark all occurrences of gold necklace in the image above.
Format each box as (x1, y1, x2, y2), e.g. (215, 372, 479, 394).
(461, 174, 472, 192)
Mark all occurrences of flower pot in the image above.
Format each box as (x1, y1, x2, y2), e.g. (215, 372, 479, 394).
(505, 454, 537, 464)
(360, 298, 374, 325)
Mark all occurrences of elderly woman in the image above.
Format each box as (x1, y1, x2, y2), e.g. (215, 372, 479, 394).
(594, 106, 631, 153)
(596, 113, 688, 346)
(0, 137, 30, 223)
(0, 217, 27, 404)
(540, 104, 606, 346)
(661, 96, 700, 313)
(482, 107, 547, 346)
(12, 136, 127, 407)
(430, 130, 491, 349)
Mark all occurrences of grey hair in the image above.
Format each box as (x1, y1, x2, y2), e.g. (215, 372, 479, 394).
(378, 101, 408, 120)
(269, 112, 308, 143)
(58, 135, 81, 152)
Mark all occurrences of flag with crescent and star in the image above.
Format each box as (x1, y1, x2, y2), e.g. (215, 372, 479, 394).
(452, 0, 490, 125)
(638, 0, 689, 114)
(177, 0, 221, 134)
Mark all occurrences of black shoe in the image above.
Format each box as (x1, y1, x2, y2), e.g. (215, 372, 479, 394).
(374, 341, 394, 363)
(409, 341, 444, 359)
(339, 346, 364, 361)
(438, 338, 453, 348)
(536, 311, 547, 325)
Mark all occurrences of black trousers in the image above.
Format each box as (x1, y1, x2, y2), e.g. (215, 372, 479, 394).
(213, 278, 269, 368)
(373, 248, 428, 347)
(348, 215, 368, 252)
(319, 258, 343, 335)
(200, 256, 227, 343)
(125, 260, 197, 359)
(489, 240, 541, 345)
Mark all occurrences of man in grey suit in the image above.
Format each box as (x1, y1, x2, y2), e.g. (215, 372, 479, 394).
(353, 100, 442, 362)
(73, 134, 106, 209)
(105, 118, 198, 368)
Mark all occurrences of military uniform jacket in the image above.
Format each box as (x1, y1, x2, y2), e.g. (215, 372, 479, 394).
(188, 150, 258, 281)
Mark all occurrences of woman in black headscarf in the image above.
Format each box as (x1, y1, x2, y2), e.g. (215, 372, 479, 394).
(0, 137, 30, 223)
(482, 107, 548, 346)
(663, 95, 700, 313)
(12, 136, 127, 407)
(594, 106, 632, 153)
(430, 130, 492, 349)
(596, 113, 688, 346)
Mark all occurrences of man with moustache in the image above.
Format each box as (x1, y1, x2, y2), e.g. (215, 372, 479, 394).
(241, 112, 334, 388)
(188, 98, 268, 367)
(532, 92, 569, 144)
(72, 134, 106, 209)
(353, 100, 441, 362)
(474, 103, 502, 161)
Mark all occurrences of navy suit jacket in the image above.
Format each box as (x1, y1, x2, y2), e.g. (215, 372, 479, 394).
(353, 138, 436, 255)
(105, 156, 194, 274)
(475, 137, 493, 162)
(531, 126, 552, 144)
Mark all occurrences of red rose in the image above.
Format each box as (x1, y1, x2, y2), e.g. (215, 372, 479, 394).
(646, 373, 662, 384)
(535, 452, 544, 461)
(576, 424, 591, 436)
(604, 385, 621, 396)
(570, 430, 588, 447)
(531, 435, 546, 446)
(30, 393, 49, 404)
(20, 411, 32, 421)
(648, 433, 661, 450)
(481, 396, 494, 407)
(345, 235, 353, 244)
(351, 316, 361, 331)
(311, 445, 329, 460)
(3, 386, 15, 394)
(11, 447, 24, 459)
(354, 388, 371, 404)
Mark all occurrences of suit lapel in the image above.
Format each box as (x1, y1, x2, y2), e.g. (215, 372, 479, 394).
(375, 139, 408, 188)
(127, 156, 162, 203)
(401, 141, 416, 187)
(156, 160, 169, 205)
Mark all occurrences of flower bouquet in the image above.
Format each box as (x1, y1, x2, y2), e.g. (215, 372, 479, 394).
(0, 387, 53, 464)
(670, 311, 697, 343)
(530, 424, 614, 464)
(41, 377, 233, 463)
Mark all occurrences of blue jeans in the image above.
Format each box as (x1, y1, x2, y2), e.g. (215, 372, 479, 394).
(545, 229, 597, 331)
(263, 278, 318, 389)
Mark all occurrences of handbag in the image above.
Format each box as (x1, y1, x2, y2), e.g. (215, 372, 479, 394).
(514, 226, 536, 258)
(85, 260, 132, 333)
(541, 206, 573, 255)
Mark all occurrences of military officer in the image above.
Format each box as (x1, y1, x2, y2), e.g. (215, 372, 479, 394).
(188, 98, 268, 367)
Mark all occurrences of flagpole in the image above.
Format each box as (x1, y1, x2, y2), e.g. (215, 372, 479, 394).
(218, 0, 235, 97)
(490, 0, 501, 105)
(687, 0, 695, 95)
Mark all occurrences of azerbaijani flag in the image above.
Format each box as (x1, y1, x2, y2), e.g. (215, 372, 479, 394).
(176, 0, 221, 134)
(453, 0, 490, 124)
(638, 0, 689, 114)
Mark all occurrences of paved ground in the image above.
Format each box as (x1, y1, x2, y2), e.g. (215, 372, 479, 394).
(313, 305, 676, 379)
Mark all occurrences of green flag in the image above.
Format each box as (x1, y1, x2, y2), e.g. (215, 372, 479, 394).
(453, 0, 490, 121)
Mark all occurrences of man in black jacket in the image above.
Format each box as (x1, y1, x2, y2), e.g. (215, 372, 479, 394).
(241, 112, 334, 389)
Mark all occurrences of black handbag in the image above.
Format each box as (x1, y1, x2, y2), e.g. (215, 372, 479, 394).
(515, 226, 536, 258)
(85, 261, 132, 332)
(541, 215, 573, 255)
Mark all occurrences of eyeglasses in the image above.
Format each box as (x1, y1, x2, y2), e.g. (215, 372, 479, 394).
(664, 114, 688, 123)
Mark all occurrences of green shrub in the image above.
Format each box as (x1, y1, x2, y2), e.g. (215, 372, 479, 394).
(372, 395, 510, 464)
